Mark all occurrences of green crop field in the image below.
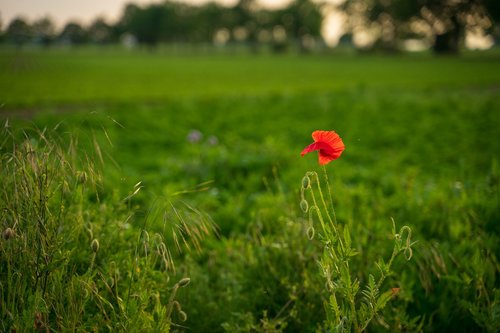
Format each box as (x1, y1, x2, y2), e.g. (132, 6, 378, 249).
(1, 48, 499, 332)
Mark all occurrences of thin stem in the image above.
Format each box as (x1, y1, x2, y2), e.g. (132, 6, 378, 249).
(89, 252, 97, 273)
(359, 246, 400, 332)
(165, 284, 179, 319)
(308, 172, 334, 227)
(308, 193, 328, 238)
(322, 165, 337, 225)
(308, 171, 344, 250)
(351, 298, 359, 333)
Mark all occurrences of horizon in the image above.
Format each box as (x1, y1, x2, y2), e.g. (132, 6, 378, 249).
(0, 0, 492, 49)
(0, 0, 295, 28)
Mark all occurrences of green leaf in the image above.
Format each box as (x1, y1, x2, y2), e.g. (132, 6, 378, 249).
(343, 227, 351, 250)
(368, 274, 376, 291)
(351, 278, 360, 298)
(376, 290, 394, 311)
(329, 295, 341, 322)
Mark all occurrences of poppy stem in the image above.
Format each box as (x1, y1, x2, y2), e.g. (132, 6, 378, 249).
(309, 171, 333, 226)
(317, 169, 345, 252)
(305, 174, 329, 238)
(307, 171, 343, 248)
(321, 165, 337, 225)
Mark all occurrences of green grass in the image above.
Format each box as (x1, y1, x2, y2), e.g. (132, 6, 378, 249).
(1, 48, 500, 107)
(1, 47, 499, 332)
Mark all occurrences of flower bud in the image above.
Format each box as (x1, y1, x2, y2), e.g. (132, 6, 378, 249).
(300, 199, 309, 213)
(177, 277, 190, 288)
(173, 301, 181, 312)
(301, 176, 311, 189)
(91, 239, 100, 253)
(307, 226, 315, 240)
(3, 227, 15, 240)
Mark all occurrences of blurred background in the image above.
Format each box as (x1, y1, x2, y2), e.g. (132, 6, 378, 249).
(1, 0, 499, 53)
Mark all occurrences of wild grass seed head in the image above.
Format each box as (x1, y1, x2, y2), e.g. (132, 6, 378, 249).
(2, 227, 15, 240)
(91, 239, 100, 253)
(177, 277, 191, 288)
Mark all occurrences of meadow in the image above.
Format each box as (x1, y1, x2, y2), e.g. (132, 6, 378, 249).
(0, 47, 499, 332)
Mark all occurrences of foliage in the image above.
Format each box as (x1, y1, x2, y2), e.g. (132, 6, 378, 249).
(300, 170, 415, 332)
(4, 17, 32, 46)
(0, 51, 499, 331)
(1, 0, 323, 51)
(342, 0, 496, 53)
(0, 125, 215, 331)
(59, 21, 88, 45)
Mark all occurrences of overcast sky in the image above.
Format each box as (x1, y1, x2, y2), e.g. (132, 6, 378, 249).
(1, 0, 293, 27)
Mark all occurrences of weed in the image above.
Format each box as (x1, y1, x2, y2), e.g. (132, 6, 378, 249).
(300, 164, 416, 332)
(0, 123, 215, 331)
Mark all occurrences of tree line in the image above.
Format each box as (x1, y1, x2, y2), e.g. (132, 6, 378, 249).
(1, 0, 499, 54)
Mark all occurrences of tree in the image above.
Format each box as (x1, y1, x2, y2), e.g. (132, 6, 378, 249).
(0, 15, 4, 43)
(112, 0, 325, 51)
(422, 0, 490, 53)
(5, 17, 32, 46)
(32, 17, 56, 47)
(229, 0, 260, 50)
(342, 0, 496, 54)
(275, 0, 324, 52)
(118, 4, 166, 48)
(88, 18, 113, 44)
(483, 0, 500, 40)
(115, 3, 140, 36)
(59, 21, 88, 45)
(191, 2, 227, 43)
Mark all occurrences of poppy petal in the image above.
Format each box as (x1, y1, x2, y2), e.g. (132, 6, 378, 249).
(301, 130, 345, 165)
(312, 130, 344, 150)
(318, 152, 337, 165)
(301, 141, 335, 156)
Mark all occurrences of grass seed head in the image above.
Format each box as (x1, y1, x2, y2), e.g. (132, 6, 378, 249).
(177, 277, 191, 288)
(77, 171, 88, 185)
(3, 227, 15, 240)
(91, 239, 100, 253)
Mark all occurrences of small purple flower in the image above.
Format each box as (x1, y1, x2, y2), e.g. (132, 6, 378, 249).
(208, 135, 219, 146)
(187, 129, 203, 143)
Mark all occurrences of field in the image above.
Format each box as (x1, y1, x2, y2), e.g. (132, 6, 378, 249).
(1, 47, 499, 332)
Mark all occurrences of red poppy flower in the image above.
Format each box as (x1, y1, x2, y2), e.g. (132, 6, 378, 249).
(301, 130, 345, 165)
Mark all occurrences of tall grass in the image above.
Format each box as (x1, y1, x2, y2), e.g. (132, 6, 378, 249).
(0, 123, 215, 331)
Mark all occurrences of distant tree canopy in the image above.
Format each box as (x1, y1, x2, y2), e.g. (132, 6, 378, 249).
(342, 0, 500, 53)
(0, 0, 323, 51)
(59, 21, 88, 45)
(88, 18, 113, 44)
(0, 0, 498, 53)
(5, 17, 32, 46)
(32, 17, 56, 46)
(115, 0, 324, 51)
